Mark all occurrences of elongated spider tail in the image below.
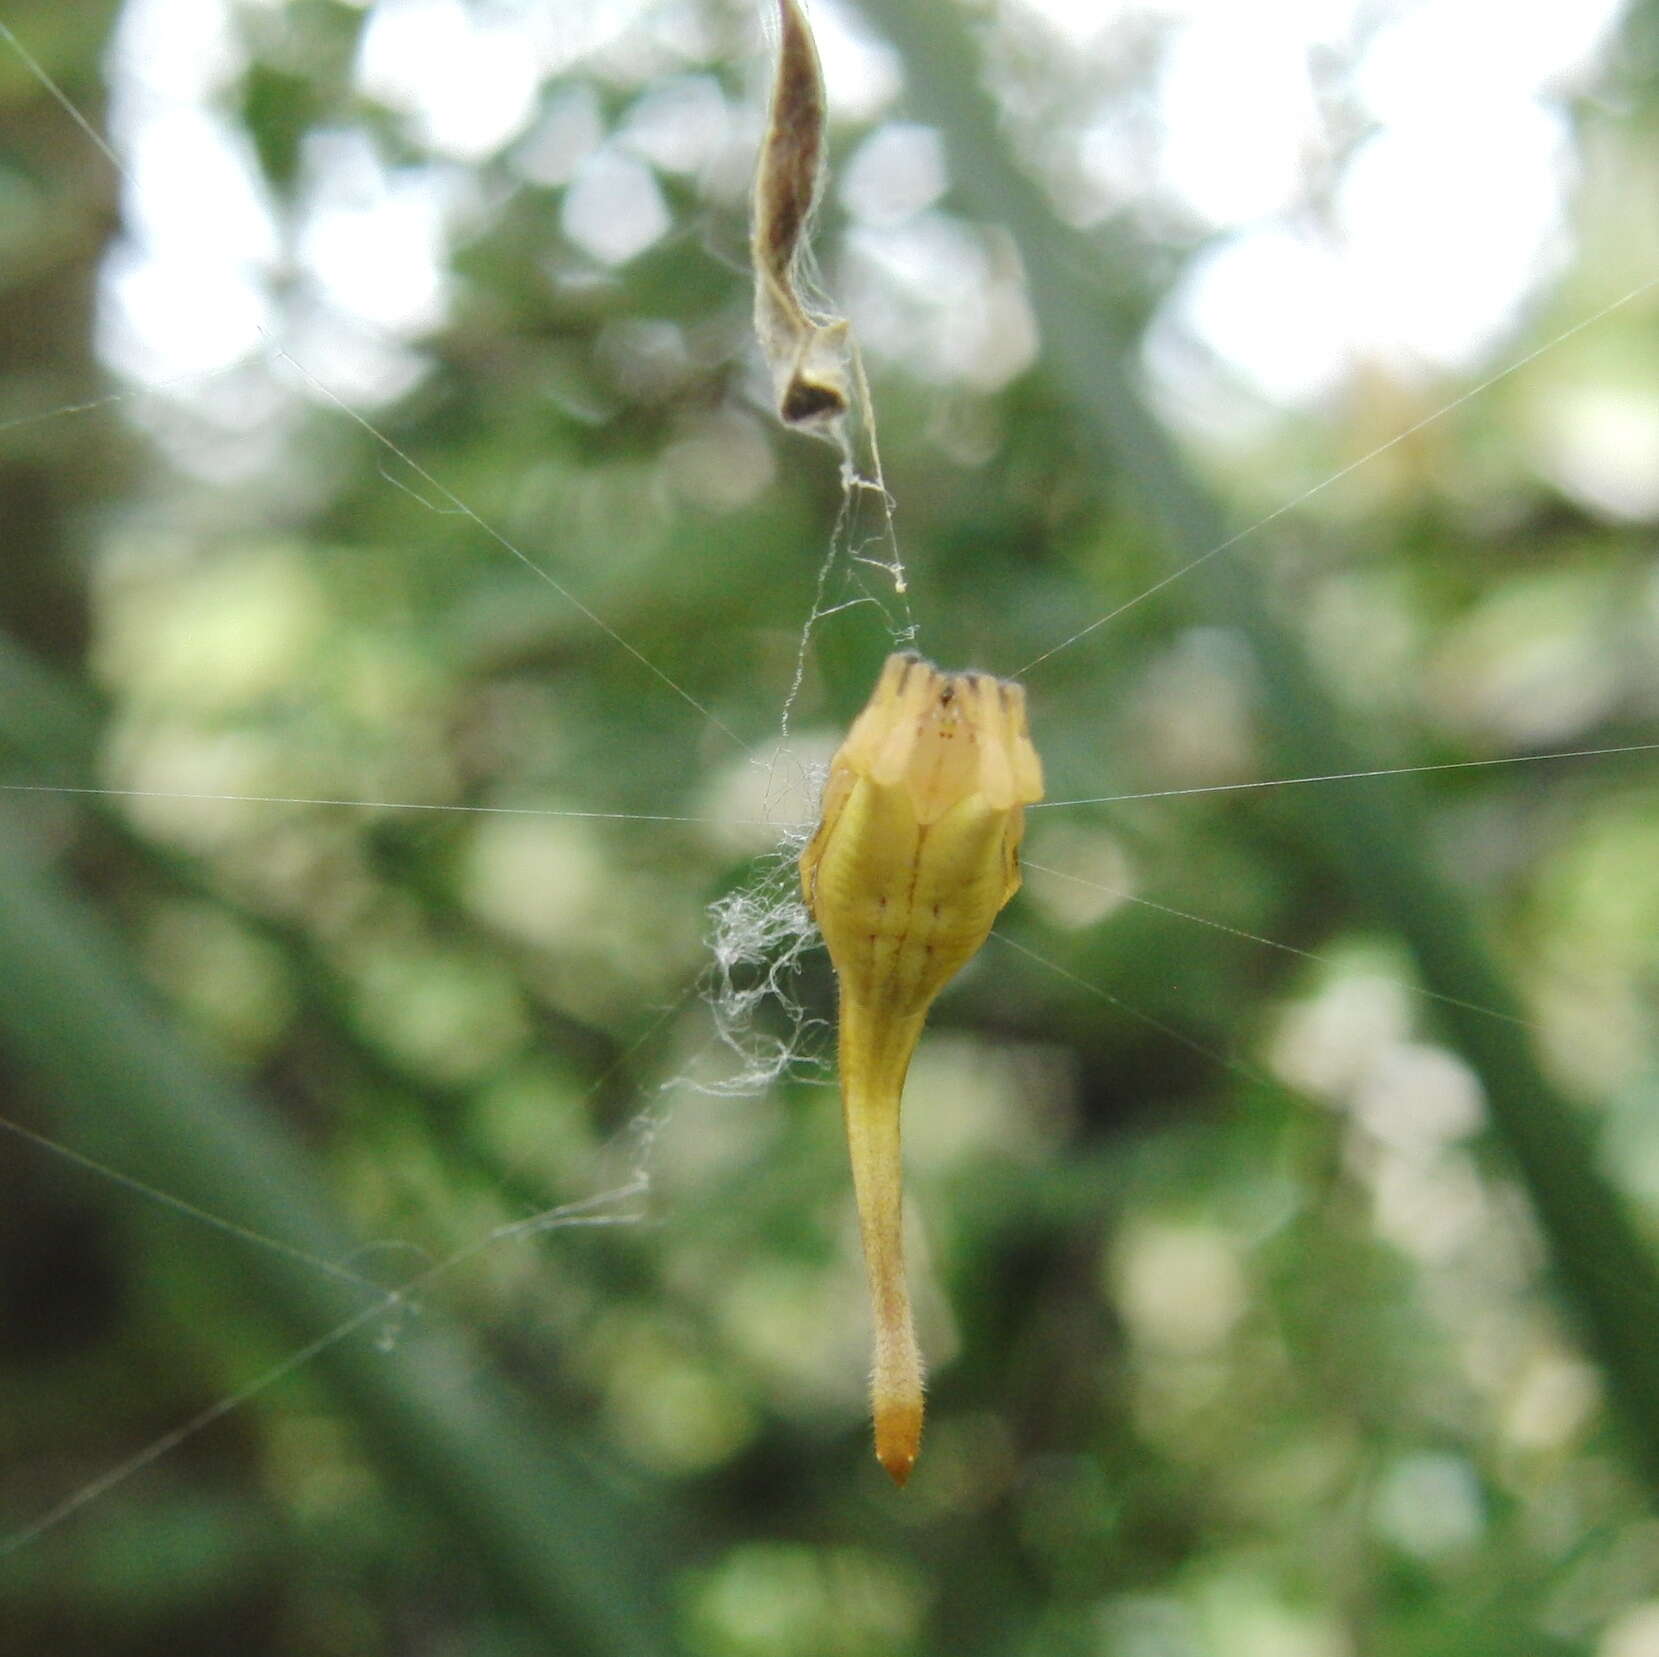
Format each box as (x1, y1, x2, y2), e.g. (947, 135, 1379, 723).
(838, 1002, 928, 1486)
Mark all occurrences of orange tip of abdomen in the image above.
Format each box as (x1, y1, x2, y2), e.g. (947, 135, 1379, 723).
(875, 1394, 922, 1486)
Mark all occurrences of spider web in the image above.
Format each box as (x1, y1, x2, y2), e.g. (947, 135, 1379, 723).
(1, 0, 1656, 1585)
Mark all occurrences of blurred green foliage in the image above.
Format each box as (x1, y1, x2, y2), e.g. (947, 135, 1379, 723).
(3, 0, 1659, 1653)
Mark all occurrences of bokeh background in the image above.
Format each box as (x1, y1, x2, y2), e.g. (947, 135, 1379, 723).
(4, 0, 1659, 1651)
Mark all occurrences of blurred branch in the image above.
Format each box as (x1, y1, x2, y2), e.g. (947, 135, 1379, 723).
(854, 0, 1659, 1492)
(0, 628, 641, 1206)
(0, 810, 678, 1653)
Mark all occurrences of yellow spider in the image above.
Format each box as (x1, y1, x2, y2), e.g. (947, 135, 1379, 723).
(800, 652, 1044, 1482)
